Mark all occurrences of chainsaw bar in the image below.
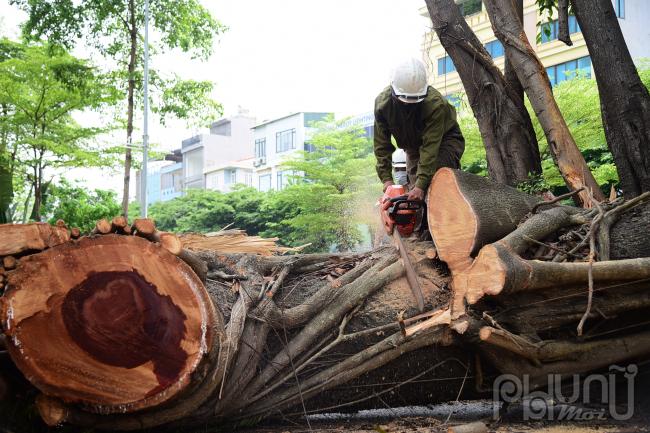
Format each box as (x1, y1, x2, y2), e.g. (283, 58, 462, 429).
(393, 231, 425, 312)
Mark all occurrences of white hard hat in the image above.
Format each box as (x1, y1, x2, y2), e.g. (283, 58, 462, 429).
(391, 58, 428, 104)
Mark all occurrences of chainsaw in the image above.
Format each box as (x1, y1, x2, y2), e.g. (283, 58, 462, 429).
(380, 185, 425, 312)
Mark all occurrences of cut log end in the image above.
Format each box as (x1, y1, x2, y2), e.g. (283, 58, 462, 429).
(427, 168, 477, 274)
(111, 216, 128, 232)
(36, 395, 68, 427)
(1, 235, 219, 414)
(92, 218, 112, 235)
(461, 244, 508, 305)
(133, 218, 156, 236)
(0, 223, 70, 256)
(2, 256, 16, 270)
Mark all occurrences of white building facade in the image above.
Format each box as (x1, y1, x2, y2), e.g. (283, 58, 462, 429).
(252, 112, 330, 192)
(181, 113, 256, 190)
(204, 159, 254, 193)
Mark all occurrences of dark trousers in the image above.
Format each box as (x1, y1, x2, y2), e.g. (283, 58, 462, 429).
(405, 124, 465, 190)
(404, 125, 465, 235)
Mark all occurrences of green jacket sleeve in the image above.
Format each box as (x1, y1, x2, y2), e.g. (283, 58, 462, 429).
(415, 103, 446, 190)
(373, 108, 395, 183)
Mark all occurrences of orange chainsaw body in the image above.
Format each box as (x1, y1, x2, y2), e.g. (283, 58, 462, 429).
(380, 185, 422, 237)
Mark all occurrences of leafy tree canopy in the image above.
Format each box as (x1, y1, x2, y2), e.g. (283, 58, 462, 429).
(0, 38, 121, 221)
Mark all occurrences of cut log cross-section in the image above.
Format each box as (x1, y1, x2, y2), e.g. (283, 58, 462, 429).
(0, 223, 70, 256)
(427, 168, 540, 316)
(0, 235, 220, 414)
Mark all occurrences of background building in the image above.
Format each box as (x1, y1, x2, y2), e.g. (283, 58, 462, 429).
(135, 160, 176, 206)
(205, 159, 254, 193)
(181, 113, 256, 190)
(338, 112, 375, 139)
(160, 161, 183, 202)
(421, 0, 650, 106)
(252, 112, 330, 191)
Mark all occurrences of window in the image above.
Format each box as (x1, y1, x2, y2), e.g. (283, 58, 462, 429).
(540, 16, 580, 44)
(259, 174, 272, 192)
(304, 141, 317, 153)
(546, 56, 591, 87)
(184, 150, 202, 177)
(484, 40, 504, 59)
(615, 0, 625, 18)
(277, 170, 293, 190)
(276, 129, 296, 152)
(255, 138, 266, 158)
(244, 172, 252, 187)
(458, 0, 481, 16)
(224, 169, 236, 185)
(277, 171, 284, 191)
(437, 55, 456, 75)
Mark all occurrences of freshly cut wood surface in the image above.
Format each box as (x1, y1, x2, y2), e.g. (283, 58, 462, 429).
(0, 223, 70, 256)
(0, 235, 217, 414)
(428, 169, 539, 272)
(133, 218, 156, 236)
(92, 218, 112, 235)
(427, 169, 538, 316)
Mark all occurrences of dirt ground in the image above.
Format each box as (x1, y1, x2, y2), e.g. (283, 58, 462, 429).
(239, 401, 650, 433)
(242, 418, 650, 433)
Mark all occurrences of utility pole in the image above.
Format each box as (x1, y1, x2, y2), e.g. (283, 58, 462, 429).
(141, 0, 150, 217)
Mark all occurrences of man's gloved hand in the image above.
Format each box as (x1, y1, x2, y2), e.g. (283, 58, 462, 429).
(383, 180, 394, 192)
(407, 186, 424, 201)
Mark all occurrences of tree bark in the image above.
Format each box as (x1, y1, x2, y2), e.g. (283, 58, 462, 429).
(482, 0, 605, 205)
(503, 0, 525, 110)
(557, 0, 573, 45)
(571, 0, 650, 198)
(0, 104, 12, 224)
(425, 0, 542, 186)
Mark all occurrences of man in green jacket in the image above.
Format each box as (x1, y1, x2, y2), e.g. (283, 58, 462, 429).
(374, 58, 465, 201)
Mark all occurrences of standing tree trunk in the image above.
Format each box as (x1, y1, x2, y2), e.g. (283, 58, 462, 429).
(0, 104, 11, 224)
(482, 0, 605, 206)
(425, 0, 542, 187)
(571, 0, 650, 198)
(503, 0, 525, 109)
(122, 0, 137, 218)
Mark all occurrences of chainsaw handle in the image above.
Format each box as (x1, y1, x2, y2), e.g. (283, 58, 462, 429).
(389, 198, 423, 212)
(388, 194, 409, 203)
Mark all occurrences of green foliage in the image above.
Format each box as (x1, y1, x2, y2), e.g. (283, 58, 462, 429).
(532, 76, 618, 193)
(145, 186, 268, 235)
(457, 68, 650, 194)
(0, 38, 120, 220)
(457, 113, 487, 176)
(148, 189, 235, 233)
(43, 179, 121, 232)
(271, 118, 379, 251)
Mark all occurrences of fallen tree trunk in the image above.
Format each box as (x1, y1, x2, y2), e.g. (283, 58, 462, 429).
(1, 173, 650, 431)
